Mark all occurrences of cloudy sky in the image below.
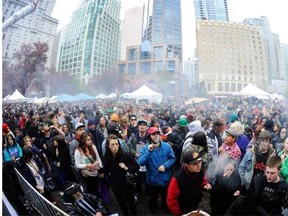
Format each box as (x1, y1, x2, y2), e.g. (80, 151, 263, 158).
(51, 0, 288, 59)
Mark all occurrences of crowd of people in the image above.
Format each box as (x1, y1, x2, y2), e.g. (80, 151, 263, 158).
(2, 96, 288, 215)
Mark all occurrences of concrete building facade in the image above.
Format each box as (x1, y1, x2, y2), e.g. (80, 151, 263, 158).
(196, 20, 269, 95)
(2, 0, 58, 68)
(120, 6, 144, 61)
(281, 43, 288, 81)
(243, 17, 284, 81)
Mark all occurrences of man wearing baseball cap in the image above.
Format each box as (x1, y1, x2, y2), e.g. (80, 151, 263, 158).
(219, 128, 242, 162)
(138, 127, 175, 214)
(69, 122, 85, 182)
(167, 149, 211, 215)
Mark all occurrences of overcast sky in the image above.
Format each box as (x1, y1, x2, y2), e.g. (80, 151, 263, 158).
(51, 0, 288, 59)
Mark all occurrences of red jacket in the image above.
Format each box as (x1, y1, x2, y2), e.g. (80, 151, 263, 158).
(167, 166, 209, 215)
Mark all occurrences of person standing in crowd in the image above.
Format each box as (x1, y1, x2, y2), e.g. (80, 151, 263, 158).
(51, 135, 75, 185)
(170, 118, 189, 171)
(120, 115, 129, 141)
(3, 133, 23, 164)
(14, 127, 24, 148)
(167, 149, 211, 215)
(239, 130, 275, 190)
(219, 128, 242, 162)
(102, 134, 139, 215)
(138, 127, 175, 214)
(181, 131, 209, 170)
(183, 120, 205, 150)
(206, 119, 225, 163)
(229, 121, 250, 159)
(102, 123, 129, 156)
(241, 156, 288, 215)
(70, 122, 85, 162)
(75, 133, 102, 196)
(127, 119, 150, 200)
(26, 116, 42, 149)
(77, 110, 89, 127)
(86, 118, 105, 161)
(127, 114, 138, 139)
(20, 146, 56, 204)
(210, 159, 241, 215)
(279, 137, 288, 183)
(61, 123, 74, 145)
(97, 115, 109, 139)
(272, 126, 287, 154)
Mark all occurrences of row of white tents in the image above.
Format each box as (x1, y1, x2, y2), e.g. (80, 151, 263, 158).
(3, 85, 164, 104)
(3, 84, 285, 105)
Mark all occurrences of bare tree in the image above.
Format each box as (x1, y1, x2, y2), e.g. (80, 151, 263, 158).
(4, 41, 49, 96)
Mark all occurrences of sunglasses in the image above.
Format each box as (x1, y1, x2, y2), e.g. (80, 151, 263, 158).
(130, 118, 137, 121)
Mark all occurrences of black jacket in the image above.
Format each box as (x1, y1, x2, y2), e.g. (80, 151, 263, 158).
(63, 193, 111, 216)
(103, 152, 139, 194)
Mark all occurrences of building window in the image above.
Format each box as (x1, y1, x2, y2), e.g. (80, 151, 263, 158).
(154, 46, 163, 59)
(128, 63, 136, 75)
(141, 51, 151, 59)
(238, 83, 242, 91)
(140, 62, 150, 74)
(225, 83, 229, 91)
(167, 60, 175, 73)
(231, 83, 235, 92)
(218, 82, 222, 91)
(128, 48, 137, 60)
(154, 61, 163, 73)
(208, 83, 211, 91)
(118, 64, 125, 74)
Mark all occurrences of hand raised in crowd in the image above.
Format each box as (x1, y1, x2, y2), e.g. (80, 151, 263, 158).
(158, 165, 165, 172)
(218, 145, 225, 154)
(204, 183, 212, 190)
(148, 144, 154, 151)
(233, 190, 240, 196)
(119, 162, 128, 170)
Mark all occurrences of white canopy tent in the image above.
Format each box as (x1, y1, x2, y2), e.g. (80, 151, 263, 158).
(106, 93, 117, 99)
(184, 97, 208, 105)
(33, 96, 58, 105)
(271, 93, 285, 100)
(233, 84, 272, 99)
(127, 85, 162, 103)
(5, 90, 31, 103)
(95, 93, 107, 99)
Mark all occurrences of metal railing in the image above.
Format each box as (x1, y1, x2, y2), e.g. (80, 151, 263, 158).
(14, 168, 69, 216)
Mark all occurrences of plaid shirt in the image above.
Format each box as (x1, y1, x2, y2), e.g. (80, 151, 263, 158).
(222, 142, 242, 161)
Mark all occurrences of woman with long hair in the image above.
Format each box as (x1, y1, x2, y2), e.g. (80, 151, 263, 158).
(103, 134, 139, 215)
(97, 116, 108, 139)
(51, 135, 75, 185)
(75, 133, 102, 195)
(3, 133, 23, 164)
(61, 123, 74, 145)
(20, 146, 56, 204)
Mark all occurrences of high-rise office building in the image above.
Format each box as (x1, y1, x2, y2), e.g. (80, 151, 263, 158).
(117, 0, 185, 96)
(194, 0, 229, 21)
(2, 0, 58, 68)
(120, 6, 145, 61)
(281, 44, 288, 81)
(196, 20, 269, 95)
(58, 0, 121, 83)
(243, 16, 284, 81)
